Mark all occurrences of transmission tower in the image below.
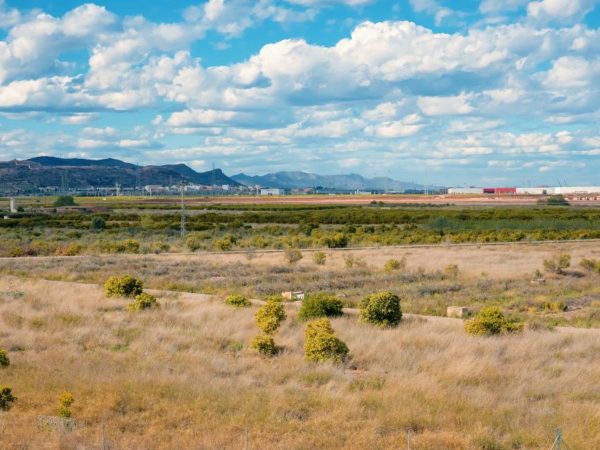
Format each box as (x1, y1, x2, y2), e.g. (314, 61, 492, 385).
(180, 183, 186, 238)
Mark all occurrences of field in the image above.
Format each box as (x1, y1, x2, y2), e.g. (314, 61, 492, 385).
(1, 197, 600, 449)
(1, 276, 599, 449)
(4, 196, 600, 257)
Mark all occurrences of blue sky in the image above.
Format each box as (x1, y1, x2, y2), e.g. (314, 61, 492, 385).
(1, 0, 599, 186)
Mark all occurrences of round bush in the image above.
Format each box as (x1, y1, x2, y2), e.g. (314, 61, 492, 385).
(464, 307, 523, 336)
(250, 334, 279, 356)
(53, 195, 76, 207)
(383, 258, 406, 272)
(225, 294, 251, 308)
(0, 386, 16, 411)
(304, 319, 349, 363)
(255, 297, 286, 335)
(0, 349, 9, 367)
(58, 391, 75, 418)
(90, 216, 106, 231)
(104, 275, 144, 298)
(284, 248, 303, 265)
(127, 292, 160, 311)
(312, 251, 326, 265)
(298, 292, 343, 321)
(359, 291, 402, 327)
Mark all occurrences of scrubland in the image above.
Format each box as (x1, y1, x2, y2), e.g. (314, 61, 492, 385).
(0, 277, 599, 449)
(4, 202, 600, 257)
(1, 242, 599, 328)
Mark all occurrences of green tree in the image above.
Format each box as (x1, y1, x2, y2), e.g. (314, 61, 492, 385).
(127, 292, 160, 311)
(250, 334, 279, 356)
(54, 196, 76, 207)
(359, 291, 402, 327)
(255, 297, 287, 335)
(104, 275, 144, 298)
(0, 386, 16, 411)
(90, 216, 106, 231)
(464, 307, 523, 336)
(298, 292, 344, 321)
(0, 349, 9, 367)
(304, 319, 349, 363)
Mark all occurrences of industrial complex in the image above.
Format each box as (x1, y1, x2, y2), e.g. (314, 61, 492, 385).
(447, 186, 600, 196)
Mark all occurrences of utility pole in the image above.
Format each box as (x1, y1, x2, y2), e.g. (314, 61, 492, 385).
(406, 428, 412, 450)
(180, 183, 186, 239)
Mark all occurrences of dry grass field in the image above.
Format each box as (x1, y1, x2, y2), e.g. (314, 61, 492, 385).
(0, 276, 599, 449)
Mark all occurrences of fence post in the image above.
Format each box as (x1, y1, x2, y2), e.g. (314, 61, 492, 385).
(243, 427, 249, 450)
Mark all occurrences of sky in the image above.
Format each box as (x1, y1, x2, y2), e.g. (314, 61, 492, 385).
(1, 0, 600, 186)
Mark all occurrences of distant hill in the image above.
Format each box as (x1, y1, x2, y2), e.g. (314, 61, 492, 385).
(232, 171, 429, 192)
(0, 157, 240, 194)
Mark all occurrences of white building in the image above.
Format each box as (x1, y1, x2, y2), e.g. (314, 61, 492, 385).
(554, 187, 600, 195)
(516, 187, 555, 195)
(448, 187, 484, 195)
(260, 188, 285, 196)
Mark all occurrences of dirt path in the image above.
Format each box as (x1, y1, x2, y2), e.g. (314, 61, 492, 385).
(2, 277, 596, 334)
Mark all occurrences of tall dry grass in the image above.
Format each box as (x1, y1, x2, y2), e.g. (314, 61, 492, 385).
(0, 277, 599, 449)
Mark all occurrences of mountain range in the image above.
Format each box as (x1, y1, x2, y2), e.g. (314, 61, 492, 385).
(0, 157, 240, 194)
(0, 156, 433, 194)
(232, 171, 428, 192)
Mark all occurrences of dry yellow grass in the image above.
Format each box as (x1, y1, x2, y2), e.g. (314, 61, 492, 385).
(0, 277, 599, 449)
(127, 240, 600, 279)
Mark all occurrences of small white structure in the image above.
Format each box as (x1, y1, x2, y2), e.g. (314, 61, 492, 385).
(447, 306, 471, 318)
(261, 188, 284, 196)
(9, 198, 17, 213)
(281, 291, 305, 301)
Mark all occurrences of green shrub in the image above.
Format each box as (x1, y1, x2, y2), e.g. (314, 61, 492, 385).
(324, 233, 348, 248)
(127, 292, 160, 312)
(214, 235, 236, 251)
(104, 275, 144, 298)
(312, 251, 327, 265)
(543, 253, 571, 274)
(579, 258, 600, 273)
(299, 292, 344, 321)
(343, 253, 365, 269)
(186, 232, 208, 251)
(225, 294, 251, 308)
(56, 243, 83, 256)
(0, 349, 9, 367)
(284, 248, 303, 265)
(540, 300, 567, 312)
(58, 391, 74, 418)
(0, 386, 16, 411)
(102, 239, 140, 254)
(464, 307, 523, 336)
(255, 297, 286, 335)
(53, 196, 76, 207)
(90, 216, 106, 230)
(304, 319, 349, 363)
(444, 264, 460, 278)
(250, 334, 279, 356)
(359, 291, 402, 327)
(383, 258, 406, 272)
